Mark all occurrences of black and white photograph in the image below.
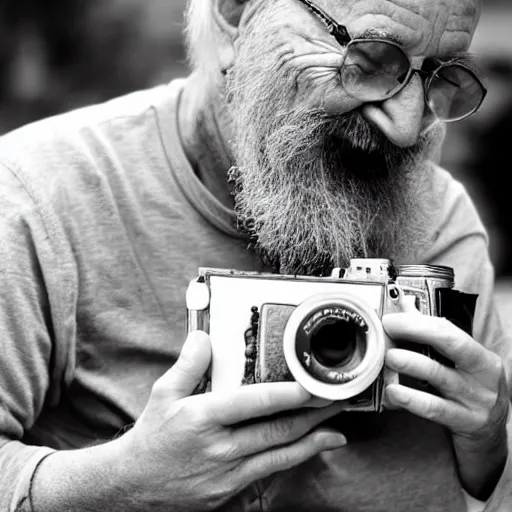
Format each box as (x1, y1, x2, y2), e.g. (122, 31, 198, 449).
(1, 1, 512, 511)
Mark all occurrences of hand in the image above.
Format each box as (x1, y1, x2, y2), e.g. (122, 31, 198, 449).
(383, 312, 510, 500)
(117, 330, 347, 511)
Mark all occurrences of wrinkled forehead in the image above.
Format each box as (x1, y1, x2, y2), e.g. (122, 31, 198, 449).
(297, 0, 481, 57)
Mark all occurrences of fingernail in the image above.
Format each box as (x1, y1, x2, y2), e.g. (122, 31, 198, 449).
(326, 434, 347, 449)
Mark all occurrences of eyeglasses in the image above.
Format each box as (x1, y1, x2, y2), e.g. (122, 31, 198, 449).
(295, 0, 487, 122)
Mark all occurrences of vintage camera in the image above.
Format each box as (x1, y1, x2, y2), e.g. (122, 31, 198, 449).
(186, 259, 477, 412)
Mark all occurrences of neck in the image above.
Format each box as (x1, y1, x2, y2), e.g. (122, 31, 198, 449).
(178, 72, 235, 210)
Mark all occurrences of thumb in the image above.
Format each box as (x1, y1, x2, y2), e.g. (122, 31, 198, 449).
(160, 330, 212, 401)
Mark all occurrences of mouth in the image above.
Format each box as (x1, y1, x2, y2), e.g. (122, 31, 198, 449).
(335, 144, 392, 177)
(319, 113, 399, 177)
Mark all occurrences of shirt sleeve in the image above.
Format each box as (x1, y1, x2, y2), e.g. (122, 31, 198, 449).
(0, 163, 64, 511)
(423, 170, 512, 511)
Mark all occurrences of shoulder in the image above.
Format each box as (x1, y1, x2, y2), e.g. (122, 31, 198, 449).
(0, 83, 179, 191)
(421, 165, 496, 311)
(1, 83, 173, 143)
(0, 80, 184, 220)
(422, 166, 503, 348)
(423, 164, 488, 260)
(0, 80, 184, 264)
(419, 164, 493, 293)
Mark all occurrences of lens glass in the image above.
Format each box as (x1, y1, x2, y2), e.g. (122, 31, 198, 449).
(341, 40, 410, 101)
(310, 319, 358, 367)
(427, 64, 485, 121)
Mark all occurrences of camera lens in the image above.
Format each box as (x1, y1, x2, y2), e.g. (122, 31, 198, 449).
(283, 292, 386, 401)
(310, 318, 358, 367)
(294, 305, 368, 384)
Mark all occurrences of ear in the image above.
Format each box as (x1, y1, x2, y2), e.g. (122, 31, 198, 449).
(212, 0, 249, 71)
(213, 0, 248, 35)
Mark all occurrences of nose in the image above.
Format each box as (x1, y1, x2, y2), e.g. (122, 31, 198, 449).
(361, 74, 426, 148)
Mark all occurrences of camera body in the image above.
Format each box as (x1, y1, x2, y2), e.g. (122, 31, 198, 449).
(186, 259, 477, 412)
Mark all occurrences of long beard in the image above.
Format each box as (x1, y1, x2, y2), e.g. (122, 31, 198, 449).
(226, 34, 445, 276)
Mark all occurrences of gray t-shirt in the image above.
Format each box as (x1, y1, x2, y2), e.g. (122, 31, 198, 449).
(0, 79, 510, 511)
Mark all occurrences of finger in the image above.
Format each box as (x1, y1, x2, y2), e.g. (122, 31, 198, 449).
(230, 403, 345, 457)
(386, 348, 464, 400)
(382, 313, 488, 372)
(206, 382, 313, 426)
(304, 396, 334, 408)
(157, 330, 212, 401)
(386, 383, 470, 429)
(239, 427, 347, 482)
(400, 294, 422, 314)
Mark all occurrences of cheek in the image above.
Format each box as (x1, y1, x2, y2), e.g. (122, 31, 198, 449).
(281, 45, 363, 115)
(237, 20, 363, 115)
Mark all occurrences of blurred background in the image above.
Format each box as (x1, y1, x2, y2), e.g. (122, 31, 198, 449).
(1, 0, 512, 319)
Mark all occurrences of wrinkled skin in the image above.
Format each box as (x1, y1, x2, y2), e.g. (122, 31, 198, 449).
(23, 1, 510, 511)
(230, 0, 479, 147)
(222, 0, 482, 274)
(176, 0, 509, 504)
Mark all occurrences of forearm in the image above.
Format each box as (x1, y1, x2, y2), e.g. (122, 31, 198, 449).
(454, 424, 508, 501)
(31, 438, 143, 512)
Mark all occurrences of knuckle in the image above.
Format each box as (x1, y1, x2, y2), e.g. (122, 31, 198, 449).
(430, 363, 460, 396)
(428, 362, 445, 385)
(171, 359, 195, 383)
(150, 378, 168, 398)
(445, 331, 464, 353)
(256, 388, 273, 411)
(310, 431, 330, 451)
(486, 353, 505, 376)
(434, 317, 464, 347)
(480, 386, 499, 405)
(178, 400, 208, 426)
(266, 416, 295, 444)
(269, 448, 291, 470)
(206, 441, 238, 462)
(424, 399, 444, 421)
(305, 432, 337, 459)
(432, 316, 452, 334)
(472, 409, 492, 431)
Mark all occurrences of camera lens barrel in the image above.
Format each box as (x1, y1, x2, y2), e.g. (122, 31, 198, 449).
(397, 264, 454, 284)
(283, 292, 386, 401)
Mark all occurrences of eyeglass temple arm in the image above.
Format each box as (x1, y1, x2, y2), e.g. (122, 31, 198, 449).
(295, 0, 351, 45)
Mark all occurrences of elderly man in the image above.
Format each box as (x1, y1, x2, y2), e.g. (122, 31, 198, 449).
(0, 0, 510, 510)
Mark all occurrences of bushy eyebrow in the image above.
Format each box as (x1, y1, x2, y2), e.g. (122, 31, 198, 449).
(442, 51, 474, 65)
(434, 51, 484, 76)
(355, 28, 406, 46)
(355, 30, 483, 74)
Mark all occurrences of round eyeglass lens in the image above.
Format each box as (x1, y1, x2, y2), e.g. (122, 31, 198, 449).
(426, 64, 485, 121)
(340, 40, 411, 102)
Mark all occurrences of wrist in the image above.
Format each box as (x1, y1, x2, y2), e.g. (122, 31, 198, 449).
(31, 438, 135, 512)
(453, 426, 508, 501)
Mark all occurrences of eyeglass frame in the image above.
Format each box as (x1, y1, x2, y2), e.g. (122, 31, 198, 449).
(295, 0, 488, 121)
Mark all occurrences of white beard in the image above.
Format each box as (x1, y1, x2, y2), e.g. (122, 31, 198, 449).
(226, 31, 445, 275)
